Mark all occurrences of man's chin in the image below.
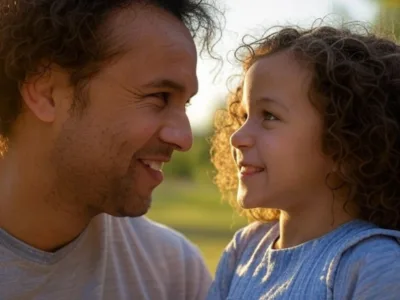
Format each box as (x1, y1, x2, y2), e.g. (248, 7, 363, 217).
(106, 196, 152, 218)
(108, 207, 150, 218)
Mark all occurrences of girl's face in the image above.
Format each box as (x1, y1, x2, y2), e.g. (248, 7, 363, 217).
(231, 51, 334, 212)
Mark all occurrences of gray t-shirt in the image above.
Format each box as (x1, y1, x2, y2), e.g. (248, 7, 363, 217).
(0, 214, 212, 300)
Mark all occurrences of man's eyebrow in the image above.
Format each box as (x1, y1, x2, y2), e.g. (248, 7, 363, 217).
(141, 79, 197, 97)
(257, 96, 289, 112)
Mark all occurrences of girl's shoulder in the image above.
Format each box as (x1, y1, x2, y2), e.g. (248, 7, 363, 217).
(336, 230, 400, 275)
(207, 221, 278, 299)
(329, 224, 400, 299)
(227, 221, 278, 258)
(333, 223, 400, 264)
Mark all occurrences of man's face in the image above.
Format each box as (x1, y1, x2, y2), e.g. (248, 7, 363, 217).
(49, 7, 198, 217)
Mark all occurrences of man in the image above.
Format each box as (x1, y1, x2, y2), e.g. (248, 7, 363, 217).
(0, 1, 219, 299)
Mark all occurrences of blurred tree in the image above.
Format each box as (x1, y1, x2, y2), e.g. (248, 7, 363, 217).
(163, 99, 227, 182)
(163, 134, 215, 181)
(373, 0, 400, 39)
(332, 1, 352, 22)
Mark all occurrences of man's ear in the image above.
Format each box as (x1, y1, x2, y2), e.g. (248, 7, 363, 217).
(20, 68, 57, 123)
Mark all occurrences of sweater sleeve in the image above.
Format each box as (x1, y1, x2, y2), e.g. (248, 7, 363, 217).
(206, 234, 240, 300)
(207, 221, 274, 300)
(333, 235, 400, 300)
(182, 242, 212, 300)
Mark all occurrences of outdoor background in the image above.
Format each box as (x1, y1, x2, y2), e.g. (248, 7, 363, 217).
(147, 0, 400, 274)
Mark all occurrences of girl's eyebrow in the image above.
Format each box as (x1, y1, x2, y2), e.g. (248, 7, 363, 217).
(256, 96, 289, 112)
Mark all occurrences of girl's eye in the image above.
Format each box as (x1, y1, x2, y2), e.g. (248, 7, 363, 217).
(263, 111, 279, 121)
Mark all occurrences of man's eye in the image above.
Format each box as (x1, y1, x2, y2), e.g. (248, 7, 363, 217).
(150, 92, 169, 102)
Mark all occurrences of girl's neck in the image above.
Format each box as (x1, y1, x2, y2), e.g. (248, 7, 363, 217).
(273, 198, 357, 250)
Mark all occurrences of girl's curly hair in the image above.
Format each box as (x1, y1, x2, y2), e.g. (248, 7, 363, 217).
(211, 23, 400, 230)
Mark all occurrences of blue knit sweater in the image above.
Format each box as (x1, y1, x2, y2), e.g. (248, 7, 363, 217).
(207, 220, 400, 299)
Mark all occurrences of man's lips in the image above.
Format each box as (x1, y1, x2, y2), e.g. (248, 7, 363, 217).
(137, 159, 169, 185)
(140, 160, 164, 171)
(138, 157, 171, 172)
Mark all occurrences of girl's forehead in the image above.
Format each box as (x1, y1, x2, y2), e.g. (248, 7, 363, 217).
(243, 52, 311, 93)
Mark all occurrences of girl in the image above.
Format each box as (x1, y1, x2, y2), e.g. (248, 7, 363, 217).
(208, 24, 400, 299)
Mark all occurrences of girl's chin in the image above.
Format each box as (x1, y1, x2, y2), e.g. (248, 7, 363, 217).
(237, 193, 277, 210)
(237, 196, 263, 209)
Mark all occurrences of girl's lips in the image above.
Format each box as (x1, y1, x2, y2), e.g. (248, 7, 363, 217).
(240, 165, 265, 175)
(238, 165, 265, 178)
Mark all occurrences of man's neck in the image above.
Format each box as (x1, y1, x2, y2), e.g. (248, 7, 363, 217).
(0, 154, 91, 252)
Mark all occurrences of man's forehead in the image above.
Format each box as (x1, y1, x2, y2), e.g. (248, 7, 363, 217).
(100, 4, 198, 94)
(104, 3, 196, 56)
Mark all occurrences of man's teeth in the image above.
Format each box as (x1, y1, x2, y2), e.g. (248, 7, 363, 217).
(142, 160, 164, 171)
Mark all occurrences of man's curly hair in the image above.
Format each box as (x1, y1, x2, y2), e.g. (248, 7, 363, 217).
(0, 0, 220, 141)
(211, 23, 400, 230)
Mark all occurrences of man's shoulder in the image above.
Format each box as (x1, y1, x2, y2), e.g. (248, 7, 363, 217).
(113, 215, 202, 258)
(121, 217, 211, 299)
(130, 216, 189, 240)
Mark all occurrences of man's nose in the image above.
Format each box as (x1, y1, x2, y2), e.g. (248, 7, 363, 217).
(159, 111, 193, 152)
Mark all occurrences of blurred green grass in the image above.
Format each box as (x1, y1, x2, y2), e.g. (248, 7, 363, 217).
(147, 178, 247, 275)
